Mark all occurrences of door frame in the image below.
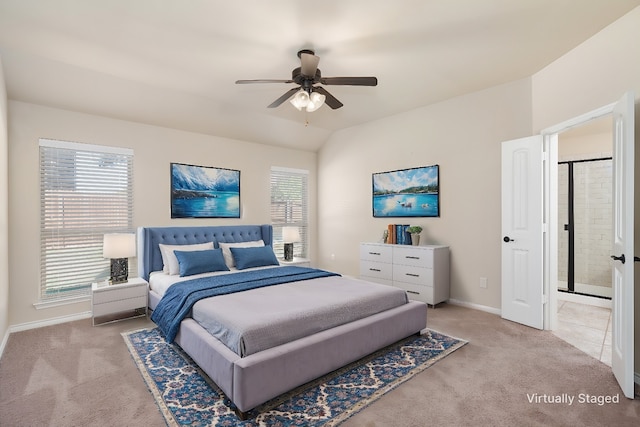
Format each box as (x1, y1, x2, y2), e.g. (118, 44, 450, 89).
(540, 102, 616, 331)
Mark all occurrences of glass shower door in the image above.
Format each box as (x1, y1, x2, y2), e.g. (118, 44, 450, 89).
(558, 158, 612, 298)
(572, 160, 612, 298)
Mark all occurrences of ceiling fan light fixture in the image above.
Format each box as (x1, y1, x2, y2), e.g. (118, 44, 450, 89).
(289, 90, 309, 110)
(237, 50, 376, 111)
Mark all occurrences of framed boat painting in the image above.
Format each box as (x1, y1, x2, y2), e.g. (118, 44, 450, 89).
(372, 165, 439, 218)
(171, 162, 240, 218)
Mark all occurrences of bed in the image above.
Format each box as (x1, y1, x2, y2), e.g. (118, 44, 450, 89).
(138, 224, 427, 419)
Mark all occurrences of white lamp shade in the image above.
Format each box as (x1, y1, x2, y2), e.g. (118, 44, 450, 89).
(103, 233, 136, 259)
(306, 92, 325, 112)
(282, 227, 301, 243)
(289, 90, 309, 110)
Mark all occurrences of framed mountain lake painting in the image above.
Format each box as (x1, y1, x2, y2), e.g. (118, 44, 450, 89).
(372, 165, 439, 218)
(171, 163, 240, 218)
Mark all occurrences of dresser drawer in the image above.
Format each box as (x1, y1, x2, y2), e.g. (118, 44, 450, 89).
(92, 284, 147, 304)
(360, 260, 393, 281)
(393, 264, 433, 287)
(393, 246, 433, 268)
(398, 282, 434, 305)
(360, 244, 393, 263)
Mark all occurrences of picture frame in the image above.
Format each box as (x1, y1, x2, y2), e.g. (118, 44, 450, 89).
(171, 162, 240, 218)
(372, 164, 439, 218)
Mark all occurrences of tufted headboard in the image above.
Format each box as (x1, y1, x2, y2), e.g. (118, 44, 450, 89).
(137, 224, 273, 281)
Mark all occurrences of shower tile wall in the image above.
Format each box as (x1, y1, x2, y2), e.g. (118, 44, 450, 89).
(558, 158, 613, 294)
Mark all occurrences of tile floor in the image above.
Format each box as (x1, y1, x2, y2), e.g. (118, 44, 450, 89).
(553, 299, 612, 366)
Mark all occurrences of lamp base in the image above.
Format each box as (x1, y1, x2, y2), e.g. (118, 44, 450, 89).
(110, 258, 129, 284)
(284, 243, 294, 261)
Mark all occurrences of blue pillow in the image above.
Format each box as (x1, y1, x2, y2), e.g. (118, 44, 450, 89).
(174, 248, 229, 277)
(230, 245, 280, 270)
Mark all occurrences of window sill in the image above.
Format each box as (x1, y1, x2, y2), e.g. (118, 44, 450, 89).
(33, 294, 91, 310)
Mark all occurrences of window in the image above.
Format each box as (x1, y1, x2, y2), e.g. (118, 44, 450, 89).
(270, 167, 308, 259)
(39, 139, 134, 302)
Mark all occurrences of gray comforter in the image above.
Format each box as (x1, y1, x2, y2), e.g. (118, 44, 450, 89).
(191, 275, 408, 356)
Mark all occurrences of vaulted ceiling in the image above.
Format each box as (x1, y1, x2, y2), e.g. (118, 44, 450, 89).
(1, 0, 638, 151)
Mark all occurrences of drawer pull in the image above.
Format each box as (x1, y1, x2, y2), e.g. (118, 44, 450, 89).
(369, 268, 381, 272)
(405, 256, 420, 260)
(406, 273, 420, 278)
(368, 252, 381, 256)
(407, 290, 420, 295)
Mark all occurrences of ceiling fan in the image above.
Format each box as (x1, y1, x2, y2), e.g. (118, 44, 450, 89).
(235, 49, 377, 111)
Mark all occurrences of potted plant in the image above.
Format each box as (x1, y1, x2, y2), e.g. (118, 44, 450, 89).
(407, 226, 423, 246)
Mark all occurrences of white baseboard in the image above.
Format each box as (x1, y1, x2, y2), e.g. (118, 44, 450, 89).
(447, 298, 501, 316)
(9, 311, 92, 334)
(0, 329, 9, 360)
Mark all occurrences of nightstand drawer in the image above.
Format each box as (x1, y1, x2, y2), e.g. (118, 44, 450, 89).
(360, 260, 393, 281)
(393, 264, 433, 287)
(93, 295, 147, 317)
(279, 257, 311, 267)
(360, 244, 393, 263)
(92, 285, 147, 304)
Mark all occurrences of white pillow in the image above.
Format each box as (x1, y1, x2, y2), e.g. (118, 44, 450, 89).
(159, 242, 214, 275)
(218, 240, 265, 268)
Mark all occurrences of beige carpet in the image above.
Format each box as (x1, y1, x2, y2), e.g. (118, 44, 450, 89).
(1, 304, 638, 426)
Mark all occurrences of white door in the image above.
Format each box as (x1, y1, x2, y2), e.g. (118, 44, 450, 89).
(611, 92, 634, 399)
(501, 135, 544, 329)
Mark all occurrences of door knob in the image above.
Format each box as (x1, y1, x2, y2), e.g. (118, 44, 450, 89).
(503, 236, 514, 243)
(611, 254, 626, 264)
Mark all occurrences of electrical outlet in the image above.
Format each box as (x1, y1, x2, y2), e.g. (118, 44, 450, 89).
(480, 277, 488, 289)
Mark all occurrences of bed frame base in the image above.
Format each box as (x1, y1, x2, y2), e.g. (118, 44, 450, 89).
(174, 300, 427, 417)
(235, 408, 249, 421)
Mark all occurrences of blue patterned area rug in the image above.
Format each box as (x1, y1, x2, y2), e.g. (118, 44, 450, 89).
(122, 327, 466, 426)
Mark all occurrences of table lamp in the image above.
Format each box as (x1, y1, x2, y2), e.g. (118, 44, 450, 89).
(282, 227, 300, 261)
(103, 233, 136, 284)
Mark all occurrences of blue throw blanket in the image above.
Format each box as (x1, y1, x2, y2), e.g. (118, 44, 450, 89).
(151, 266, 340, 343)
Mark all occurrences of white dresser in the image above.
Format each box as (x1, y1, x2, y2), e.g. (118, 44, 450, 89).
(359, 243, 450, 306)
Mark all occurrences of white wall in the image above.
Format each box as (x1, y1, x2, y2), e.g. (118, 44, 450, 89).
(317, 78, 533, 310)
(0, 56, 9, 352)
(532, 7, 640, 133)
(7, 101, 317, 327)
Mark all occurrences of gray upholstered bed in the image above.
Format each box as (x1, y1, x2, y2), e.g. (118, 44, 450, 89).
(138, 224, 427, 418)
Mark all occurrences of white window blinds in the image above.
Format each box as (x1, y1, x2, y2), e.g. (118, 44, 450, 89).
(39, 139, 134, 301)
(270, 167, 309, 259)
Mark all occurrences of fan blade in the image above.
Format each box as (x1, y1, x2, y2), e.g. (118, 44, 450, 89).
(267, 87, 300, 108)
(320, 76, 378, 86)
(236, 79, 294, 84)
(300, 52, 320, 77)
(314, 87, 343, 109)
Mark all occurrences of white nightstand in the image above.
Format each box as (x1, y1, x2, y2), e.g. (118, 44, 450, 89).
(92, 277, 148, 326)
(279, 257, 311, 267)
